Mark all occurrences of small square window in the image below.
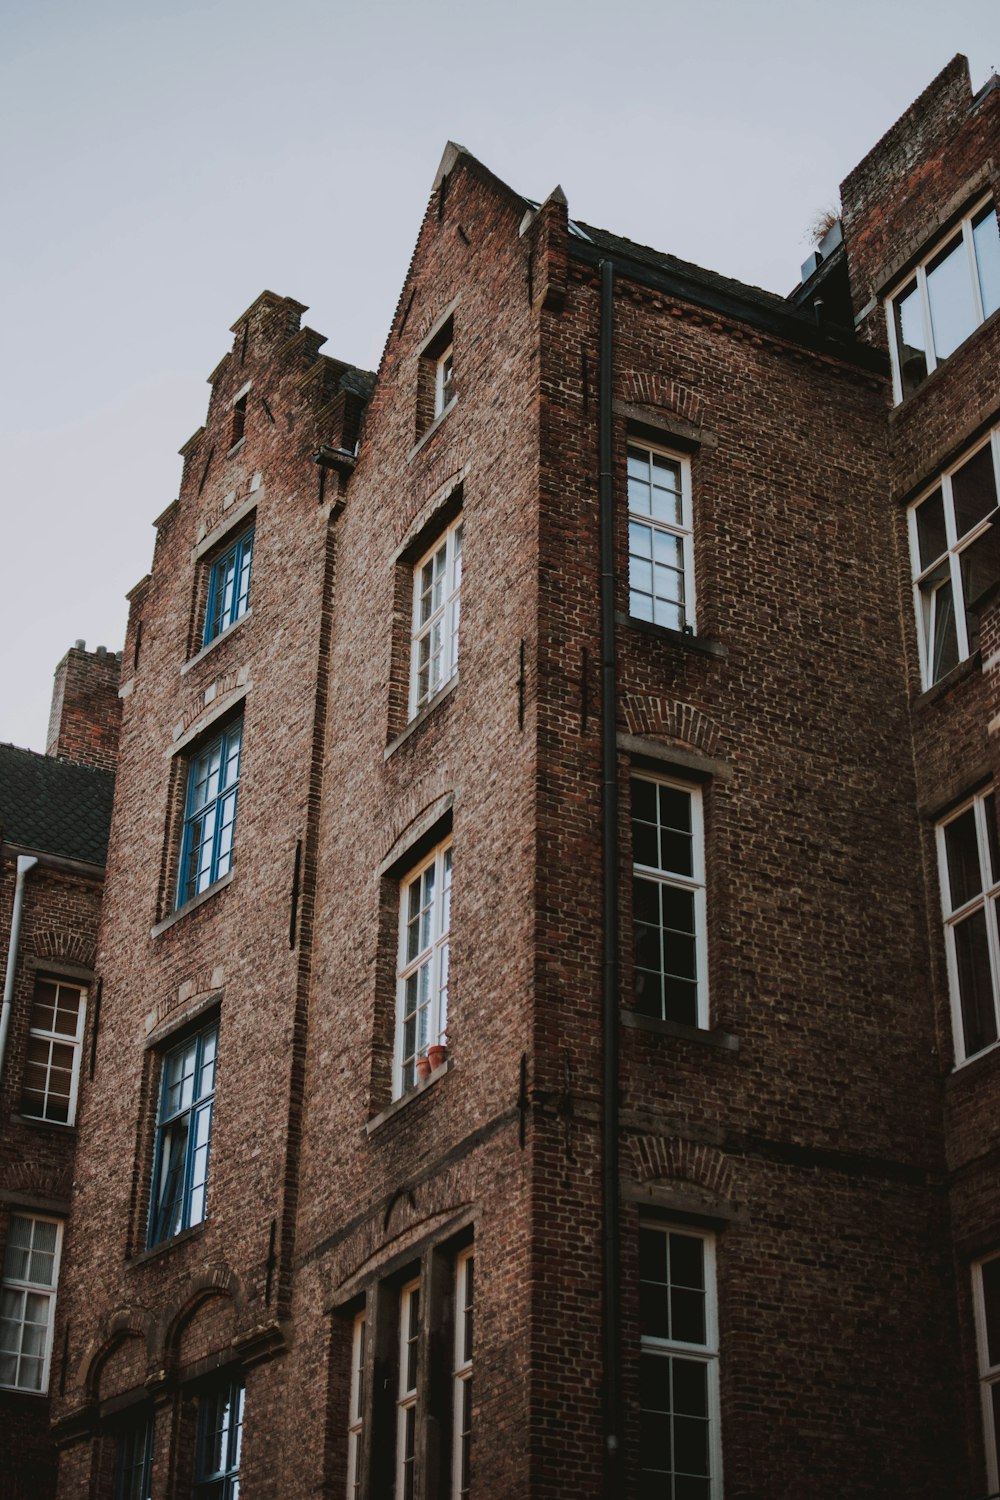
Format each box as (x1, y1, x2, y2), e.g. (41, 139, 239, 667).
(20, 976, 86, 1125)
(0, 1213, 62, 1392)
(177, 718, 243, 909)
(147, 1021, 218, 1247)
(409, 517, 463, 718)
(204, 527, 254, 645)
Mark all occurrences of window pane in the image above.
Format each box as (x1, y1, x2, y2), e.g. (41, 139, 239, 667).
(927, 234, 976, 360)
(952, 445, 998, 538)
(953, 907, 999, 1057)
(929, 576, 959, 682)
(945, 807, 983, 909)
(893, 280, 928, 395)
(982, 1257, 1000, 1368)
(973, 206, 1000, 319)
(914, 490, 948, 570)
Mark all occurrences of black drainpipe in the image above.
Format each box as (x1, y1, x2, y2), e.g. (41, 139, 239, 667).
(598, 256, 623, 1493)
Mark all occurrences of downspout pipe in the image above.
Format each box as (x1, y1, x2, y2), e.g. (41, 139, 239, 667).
(598, 257, 623, 1494)
(0, 855, 39, 1087)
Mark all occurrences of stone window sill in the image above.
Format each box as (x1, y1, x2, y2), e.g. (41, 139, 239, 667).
(151, 871, 234, 938)
(181, 610, 252, 676)
(912, 652, 978, 709)
(619, 613, 728, 659)
(621, 1010, 739, 1051)
(127, 1221, 205, 1269)
(385, 674, 459, 760)
(364, 1059, 453, 1137)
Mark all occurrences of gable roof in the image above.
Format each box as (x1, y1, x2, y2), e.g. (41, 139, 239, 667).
(0, 744, 115, 867)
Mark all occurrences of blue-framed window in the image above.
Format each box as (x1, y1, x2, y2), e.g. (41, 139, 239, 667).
(178, 720, 243, 908)
(148, 1023, 218, 1247)
(195, 1378, 244, 1499)
(204, 527, 254, 645)
(114, 1414, 154, 1500)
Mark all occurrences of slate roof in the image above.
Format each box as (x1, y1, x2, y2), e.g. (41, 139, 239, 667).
(575, 221, 791, 316)
(0, 744, 115, 866)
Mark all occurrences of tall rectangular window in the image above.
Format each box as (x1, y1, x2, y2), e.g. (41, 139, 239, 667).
(396, 841, 452, 1095)
(20, 976, 86, 1125)
(346, 1313, 366, 1500)
(195, 1379, 244, 1499)
(974, 1253, 1000, 1495)
(435, 344, 455, 418)
(148, 1022, 218, 1247)
(908, 430, 1000, 686)
(632, 777, 707, 1028)
(204, 527, 254, 644)
(627, 443, 695, 632)
(115, 1415, 154, 1500)
(452, 1250, 474, 1500)
(937, 789, 1000, 1064)
(178, 718, 243, 907)
(639, 1224, 721, 1500)
(888, 197, 1000, 400)
(396, 1281, 421, 1500)
(410, 518, 463, 717)
(0, 1213, 62, 1392)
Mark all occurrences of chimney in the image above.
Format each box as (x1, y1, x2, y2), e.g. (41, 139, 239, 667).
(46, 643, 123, 772)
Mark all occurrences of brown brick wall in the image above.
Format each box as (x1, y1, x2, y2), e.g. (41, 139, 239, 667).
(46, 646, 122, 772)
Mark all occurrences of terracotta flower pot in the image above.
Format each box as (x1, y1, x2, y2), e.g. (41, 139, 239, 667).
(415, 1056, 432, 1083)
(427, 1044, 447, 1071)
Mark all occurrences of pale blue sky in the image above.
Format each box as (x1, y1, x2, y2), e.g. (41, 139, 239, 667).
(1, 0, 996, 749)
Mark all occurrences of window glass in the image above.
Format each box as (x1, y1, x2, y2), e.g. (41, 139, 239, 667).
(20, 978, 86, 1124)
(938, 791, 1000, 1063)
(148, 1023, 218, 1246)
(179, 719, 243, 907)
(914, 489, 948, 570)
(397, 842, 452, 1094)
(632, 778, 705, 1028)
(973, 206, 1000, 320)
(892, 280, 928, 397)
(926, 233, 977, 360)
(952, 447, 998, 538)
(0, 1215, 61, 1392)
(627, 444, 694, 633)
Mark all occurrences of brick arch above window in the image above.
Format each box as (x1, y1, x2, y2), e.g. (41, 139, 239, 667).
(621, 694, 724, 758)
(79, 1314, 154, 1402)
(30, 931, 96, 970)
(626, 1133, 738, 1205)
(617, 372, 703, 428)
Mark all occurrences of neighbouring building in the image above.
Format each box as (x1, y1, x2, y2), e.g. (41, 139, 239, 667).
(1, 645, 119, 1498)
(18, 53, 1000, 1500)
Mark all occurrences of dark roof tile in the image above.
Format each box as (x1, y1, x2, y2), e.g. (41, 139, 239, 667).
(0, 744, 115, 866)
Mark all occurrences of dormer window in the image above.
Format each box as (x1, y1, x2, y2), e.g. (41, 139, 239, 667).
(887, 198, 1000, 401)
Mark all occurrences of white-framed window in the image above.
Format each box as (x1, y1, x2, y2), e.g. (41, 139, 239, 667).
(435, 345, 455, 418)
(452, 1250, 474, 1500)
(627, 442, 695, 633)
(887, 196, 1000, 402)
(974, 1252, 1000, 1495)
(639, 1223, 721, 1499)
(346, 1311, 366, 1500)
(410, 518, 463, 717)
(395, 841, 452, 1097)
(908, 429, 1000, 687)
(396, 1280, 421, 1500)
(632, 776, 708, 1028)
(937, 788, 1000, 1065)
(0, 1213, 63, 1393)
(20, 976, 86, 1125)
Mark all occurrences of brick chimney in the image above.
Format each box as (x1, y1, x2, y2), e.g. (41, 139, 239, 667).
(46, 642, 122, 772)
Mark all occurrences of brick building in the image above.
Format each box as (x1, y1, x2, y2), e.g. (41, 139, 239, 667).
(1, 646, 119, 1498)
(30, 52, 1000, 1499)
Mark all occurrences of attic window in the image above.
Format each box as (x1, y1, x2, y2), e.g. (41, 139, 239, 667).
(417, 316, 455, 437)
(230, 392, 248, 451)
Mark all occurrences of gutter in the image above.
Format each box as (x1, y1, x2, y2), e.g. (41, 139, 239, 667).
(598, 257, 624, 1493)
(0, 854, 38, 1089)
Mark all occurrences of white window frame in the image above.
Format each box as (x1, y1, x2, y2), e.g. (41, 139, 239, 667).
(346, 1311, 366, 1500)
(639, 1222, 722, 1499)
(627, 441, 695, 633)
(631, 775, 708, 1029)
(409, 517, 463, 719)
(908, 428, 1000, 688)
(936, 788, 1000, 1066)
(0, 1212, 63, 1393)
(451, 1249, 473, 1500)
(396, 1279, 421, 1500)
(434, 344, 455, 417)
(395, 840, 452, 1098)
(974, 1252, 1000, 1495)
(20, 976, 87, 1126)
(886, 195, 1000, 403)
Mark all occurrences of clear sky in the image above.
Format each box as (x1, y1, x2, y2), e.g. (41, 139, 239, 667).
(1, 0, 996, 750)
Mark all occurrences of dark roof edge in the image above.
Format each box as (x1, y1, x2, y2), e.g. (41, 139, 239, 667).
(0, 842, 106, 879)
(570, 239, 888, 375)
